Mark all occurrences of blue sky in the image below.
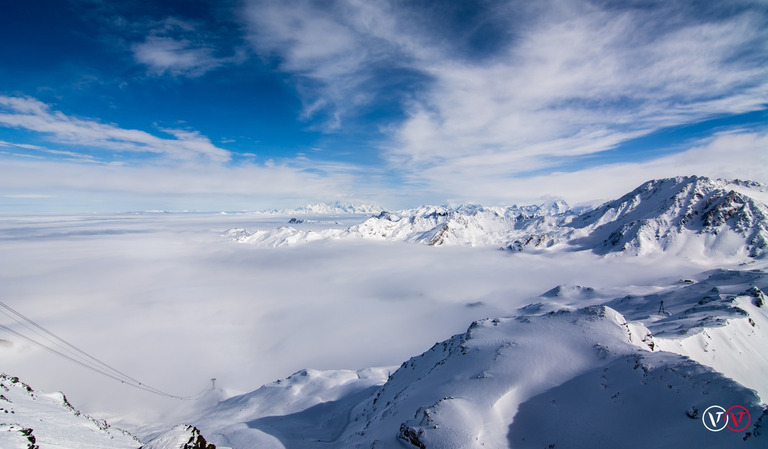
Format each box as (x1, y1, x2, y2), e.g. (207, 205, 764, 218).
(1, 0, 767, 212)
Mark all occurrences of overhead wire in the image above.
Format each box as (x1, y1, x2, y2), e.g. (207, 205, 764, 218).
(0, 300, 214, 400)
(0, 306, 133, 383)
(0, 301, 158, 393)
(0, 301, 212, 400)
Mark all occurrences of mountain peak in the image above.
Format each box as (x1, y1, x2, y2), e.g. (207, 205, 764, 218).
(140, 425, 215, 449)
(571, 176, 768, 256)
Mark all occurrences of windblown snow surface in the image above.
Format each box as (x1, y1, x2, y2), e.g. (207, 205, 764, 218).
(1, 176, 767, 448)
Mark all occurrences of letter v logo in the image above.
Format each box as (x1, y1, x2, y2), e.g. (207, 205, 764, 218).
(709, 411, 724, 427)
(702, 405, 728, 432)
(726, 406, 751, 432)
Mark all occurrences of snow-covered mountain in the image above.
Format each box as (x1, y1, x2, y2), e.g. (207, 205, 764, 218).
(569, 176, 768, 257)
(265, 202, 382, 216)
(192, 368, 392, 448)
(229, 201, 573, 249)
(181, 266, 767, 448)
(140, 425, 216, 449)
(8, 185, 768, 448)
(349, 202, 571, 247)
(229, 176, 768, 258)
(0, 374, 223, 449)
(0, 374, 140, 449)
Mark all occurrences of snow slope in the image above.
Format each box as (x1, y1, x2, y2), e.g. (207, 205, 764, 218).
(192, 368, 392, 449)
(179, 264, 768, 449)
(229, 177, 768, 259)
(570, 176, 768, 257)
(0, 374, 219, 449)
(0, 374, 139, 449)
(140, 425, 215, 449)
(506, 351, 765, 449)
(338, 306, 658, 448)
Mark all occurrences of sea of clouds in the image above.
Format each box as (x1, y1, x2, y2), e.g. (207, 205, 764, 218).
(0, 211, 729, 433)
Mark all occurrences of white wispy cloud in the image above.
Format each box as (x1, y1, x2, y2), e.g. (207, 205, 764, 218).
(0, 158, 349, 196)
(131, 17, 245, 77)
(2, 1, 765, 211)
(242, 0, 768, 201)
(406, 130, 768, 207)
(242, 0, 420, 129)
(387, 2, 768, 171)
(0, 96, 232, 162)
(0, 139, 100, 163)
(2, 194, 55, 199)
(0, 94, 392, 210)
(0, 146, 375, 212)
(132, 36, 220, 77)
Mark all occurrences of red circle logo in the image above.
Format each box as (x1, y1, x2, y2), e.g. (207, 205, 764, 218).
(725, 405, 751, 432)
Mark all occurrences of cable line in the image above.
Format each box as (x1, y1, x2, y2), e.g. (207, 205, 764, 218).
(0, 301, 151, 391)
(0, 307, 124, 383)
(0, 300, 214, 400)
(0, 322, 157, 394)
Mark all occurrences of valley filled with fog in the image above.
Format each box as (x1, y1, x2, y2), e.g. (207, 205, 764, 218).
(0, 208, 750, 434)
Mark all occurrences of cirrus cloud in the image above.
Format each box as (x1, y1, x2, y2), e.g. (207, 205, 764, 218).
(0, 95, 232, 163)
(242, 0, 768, 200)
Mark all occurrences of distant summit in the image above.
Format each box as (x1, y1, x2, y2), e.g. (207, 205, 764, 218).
(296, 202, 383, 215)
(264, 201, 383, 216)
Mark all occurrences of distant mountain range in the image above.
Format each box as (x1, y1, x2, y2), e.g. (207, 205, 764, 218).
(265, 201, 383, 215)
(230, 176, 768, 258)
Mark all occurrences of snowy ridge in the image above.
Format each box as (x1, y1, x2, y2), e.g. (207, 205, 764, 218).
(140, 425, 215, 449)
(349, 202, 570, 247)
(229, 176, 768, 258)
(193, 368, 391, 449)
(183, 266, 768, 448)
(604, 269, 768, 402)
(339, 306, 656, 448)
(570, 176, 768, 257)
(0, 374, 140, 449)
(224, 226, 344, 247)
(230, 200, 573, 250)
